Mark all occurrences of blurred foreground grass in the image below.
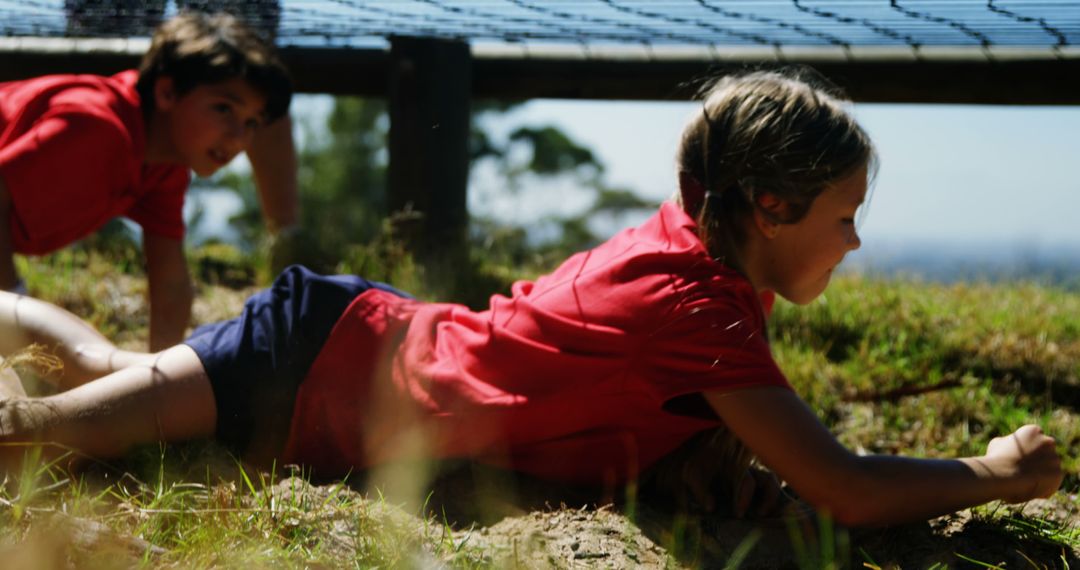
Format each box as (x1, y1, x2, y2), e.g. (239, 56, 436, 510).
(2, 244, 1078, 568)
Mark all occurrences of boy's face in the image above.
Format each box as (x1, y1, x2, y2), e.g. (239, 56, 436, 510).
(156, 77, 268, 177)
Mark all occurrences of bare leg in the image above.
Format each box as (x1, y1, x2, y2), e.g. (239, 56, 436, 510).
(0, 345, 216, 467)
(0, 290, 156, 390)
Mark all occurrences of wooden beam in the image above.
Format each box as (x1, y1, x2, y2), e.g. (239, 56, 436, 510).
(0, 42, 1077, 105)
(470, 57, 1080, 105)
(0, 41, 143, 80)
(816, 59, 1080, 106)
(276, 46, 388, 96)
(386, 37, 471, 255)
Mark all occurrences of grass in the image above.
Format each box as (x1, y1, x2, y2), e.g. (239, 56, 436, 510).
(3, 242, 1079, 568)
(771, 276, 1080, 479)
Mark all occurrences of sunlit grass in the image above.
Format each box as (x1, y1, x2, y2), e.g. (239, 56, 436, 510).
(773, 274, 1080, 476)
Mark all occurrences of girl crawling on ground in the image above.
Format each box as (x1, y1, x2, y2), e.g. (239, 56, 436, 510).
(0, 70, 1061, 527)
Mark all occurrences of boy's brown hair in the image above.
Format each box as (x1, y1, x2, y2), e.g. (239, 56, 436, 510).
(136, 11, 291, 122)
(677, 68, 875, 271)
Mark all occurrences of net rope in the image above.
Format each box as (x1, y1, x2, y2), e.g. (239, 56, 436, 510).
(0, 0, 1074, 51)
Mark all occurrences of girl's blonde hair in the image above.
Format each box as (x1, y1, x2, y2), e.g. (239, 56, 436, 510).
(677, 69, 875, 270)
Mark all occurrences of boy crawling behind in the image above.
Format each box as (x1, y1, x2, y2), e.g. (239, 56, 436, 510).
(0, 12, 293, 350)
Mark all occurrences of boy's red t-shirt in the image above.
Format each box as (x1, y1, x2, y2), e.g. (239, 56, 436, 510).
(0, 70, 189, 254)
(284, 201, 791, 484)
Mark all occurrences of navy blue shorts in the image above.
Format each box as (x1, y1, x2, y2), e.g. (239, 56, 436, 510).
(184, 265, 409, 457)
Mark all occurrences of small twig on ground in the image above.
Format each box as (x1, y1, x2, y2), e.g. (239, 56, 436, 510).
(845, 379, 963, 403)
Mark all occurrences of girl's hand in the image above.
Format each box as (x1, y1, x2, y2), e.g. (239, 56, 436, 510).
(984, 425, 1063, 503)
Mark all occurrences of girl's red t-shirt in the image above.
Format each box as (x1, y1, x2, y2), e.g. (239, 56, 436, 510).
(0, 71, 189, 254)
(284, 201, 790, 484)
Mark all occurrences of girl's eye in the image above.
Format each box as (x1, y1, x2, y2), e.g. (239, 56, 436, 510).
(214, 103, 233, 115)
(244, 118, 262, 131)
(841, 218, 855, 225)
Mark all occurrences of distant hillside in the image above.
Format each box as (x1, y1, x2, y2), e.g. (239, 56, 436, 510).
(845, 240, 1080, 289)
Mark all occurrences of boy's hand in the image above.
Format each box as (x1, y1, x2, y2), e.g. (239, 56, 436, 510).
(985, 424, 1062, 503)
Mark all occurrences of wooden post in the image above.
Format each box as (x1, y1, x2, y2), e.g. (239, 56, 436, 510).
(387, 36, 472, 258)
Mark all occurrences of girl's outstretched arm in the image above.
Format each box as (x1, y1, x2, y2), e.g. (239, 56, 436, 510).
(705, 387, 1062, 527)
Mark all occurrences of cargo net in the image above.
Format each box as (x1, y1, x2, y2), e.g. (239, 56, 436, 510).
(1, 1, 1076, 53)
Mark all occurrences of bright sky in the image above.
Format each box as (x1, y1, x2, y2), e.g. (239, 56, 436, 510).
(481, 100, 1080, 251)
(253, 94, 1080, 258)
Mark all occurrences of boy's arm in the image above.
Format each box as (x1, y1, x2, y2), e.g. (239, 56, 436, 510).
(0, 180, 19, 291)
(705, 386, 1062, 527)
(248, 115, 299, 232)
(247, 115, 306, 274)
(143, 232, 193, 351)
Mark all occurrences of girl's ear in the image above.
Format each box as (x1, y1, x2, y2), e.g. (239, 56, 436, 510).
(154, 77, 177, 111)
(752, 193, 786, 239)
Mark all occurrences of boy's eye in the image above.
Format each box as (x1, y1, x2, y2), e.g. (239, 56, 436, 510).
(214, 103, 233, 115)
(841, 218, 855, 225)
(244, 118, 262, 131)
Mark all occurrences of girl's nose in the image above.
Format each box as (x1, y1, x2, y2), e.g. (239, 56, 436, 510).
(848, 230, 862, 251)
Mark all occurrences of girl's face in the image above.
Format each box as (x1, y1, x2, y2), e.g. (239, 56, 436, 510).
(751, 167, 867, 304)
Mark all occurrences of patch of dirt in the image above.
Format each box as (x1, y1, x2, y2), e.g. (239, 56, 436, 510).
(466, 505, 670, 569)
(265, 477, 437, 565)
(270, 473, 1080, 569)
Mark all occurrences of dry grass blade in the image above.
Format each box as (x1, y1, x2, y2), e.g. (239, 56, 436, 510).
(0, 343, 64, 376)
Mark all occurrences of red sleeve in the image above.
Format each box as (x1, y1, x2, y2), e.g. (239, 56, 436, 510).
(126, 165, 189, 240)
(644, 288, 791, 403)
(0, 109, 133, 254)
